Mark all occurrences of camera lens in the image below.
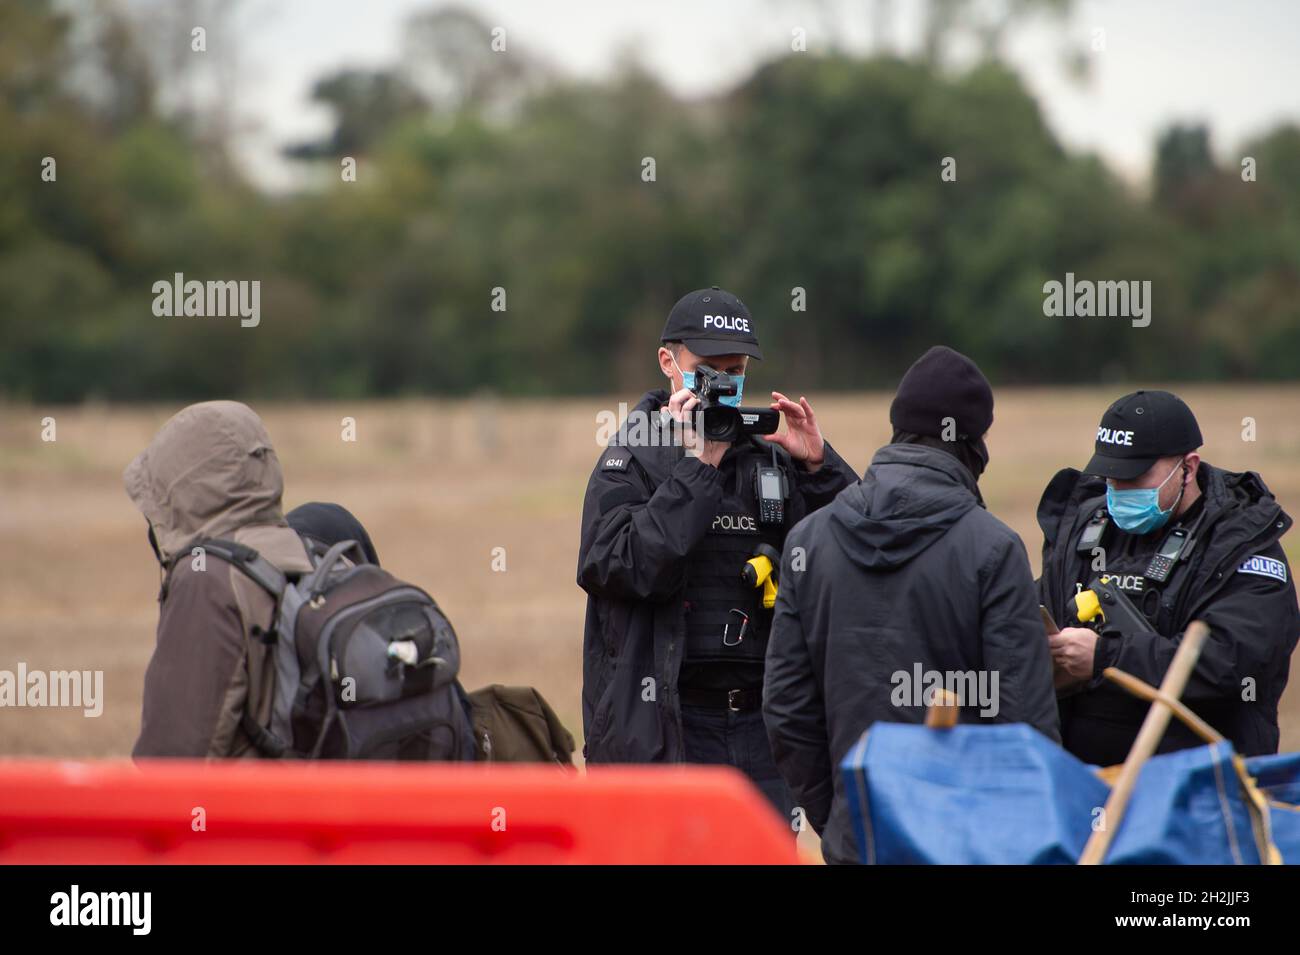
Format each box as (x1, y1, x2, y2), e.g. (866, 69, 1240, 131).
(702, 405, 741, 443)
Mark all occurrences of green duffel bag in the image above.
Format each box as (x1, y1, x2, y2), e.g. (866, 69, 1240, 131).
(466, 685, 576, 766)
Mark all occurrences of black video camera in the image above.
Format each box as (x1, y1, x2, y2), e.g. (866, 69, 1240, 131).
(689, 365, 779, 444)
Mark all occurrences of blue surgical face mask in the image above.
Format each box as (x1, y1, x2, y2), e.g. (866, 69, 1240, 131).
(672, 356, 744, 407)
(1105, 460, 1186, 535)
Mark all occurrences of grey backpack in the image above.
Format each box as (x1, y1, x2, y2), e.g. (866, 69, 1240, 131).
(186, 538, 475, 760)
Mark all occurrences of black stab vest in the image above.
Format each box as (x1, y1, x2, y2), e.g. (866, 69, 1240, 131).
(683, 450, 786, 665)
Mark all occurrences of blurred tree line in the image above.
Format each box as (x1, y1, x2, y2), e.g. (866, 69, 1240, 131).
(3, 0, 1298, 403)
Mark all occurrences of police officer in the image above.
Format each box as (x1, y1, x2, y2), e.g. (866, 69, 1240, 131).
(577, 287, 856, 818)
(1038, 390, 1300, 765)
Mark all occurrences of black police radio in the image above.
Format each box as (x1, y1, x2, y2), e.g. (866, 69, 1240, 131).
(1076, 508, 1108, 555)
(754, 448, 788, 526)
(1145, 507, 1207, 584)
(1076, 504, 1206, 585)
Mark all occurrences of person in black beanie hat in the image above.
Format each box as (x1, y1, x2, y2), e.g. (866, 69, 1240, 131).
(764, 345, 1059, 864)
(889, 344, 995, 481)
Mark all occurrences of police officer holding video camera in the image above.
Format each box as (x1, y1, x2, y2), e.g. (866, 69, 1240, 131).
(1038, 390, 1300, 765)
(577, 287, 856, 818)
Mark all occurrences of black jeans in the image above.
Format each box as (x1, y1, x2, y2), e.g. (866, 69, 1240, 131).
(680, 702, 796, 828)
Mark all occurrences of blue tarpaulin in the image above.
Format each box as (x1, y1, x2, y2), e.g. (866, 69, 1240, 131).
(1106, 742, 1265, 864)
(1247, 752, 1300, 861)
(842, 722, 1293, 864)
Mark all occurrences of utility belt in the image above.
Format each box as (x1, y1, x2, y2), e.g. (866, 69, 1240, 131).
(678, 686, 763, 712)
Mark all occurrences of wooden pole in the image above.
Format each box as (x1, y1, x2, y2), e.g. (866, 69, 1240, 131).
(925, 688, 959, 728)
(1101, 668, 1224, 746)
(1078, 620, 1210, 865)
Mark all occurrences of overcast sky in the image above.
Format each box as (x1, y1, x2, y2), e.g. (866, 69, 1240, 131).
(225, 0, 1300, 190)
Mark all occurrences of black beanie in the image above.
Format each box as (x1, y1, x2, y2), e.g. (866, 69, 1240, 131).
(286, 502, 381, 567)
(889, 346, 994, 443)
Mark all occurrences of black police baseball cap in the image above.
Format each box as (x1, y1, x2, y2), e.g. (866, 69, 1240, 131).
(660, 286, 763, 360)
(1084, 390, 1203, 480)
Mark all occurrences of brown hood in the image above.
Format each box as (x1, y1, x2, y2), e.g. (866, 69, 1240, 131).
(124, 401, 289, 561)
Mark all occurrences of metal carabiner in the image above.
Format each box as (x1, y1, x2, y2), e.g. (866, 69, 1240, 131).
(722, 608, 750, 647)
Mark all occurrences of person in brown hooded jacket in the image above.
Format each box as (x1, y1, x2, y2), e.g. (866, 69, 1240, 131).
(125, 401, 312, 758)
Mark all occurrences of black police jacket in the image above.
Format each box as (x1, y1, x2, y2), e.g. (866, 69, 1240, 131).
(576, 389, 856, 764)
(1037, 461, 1299, 765)
(764, 443, 1061, 865)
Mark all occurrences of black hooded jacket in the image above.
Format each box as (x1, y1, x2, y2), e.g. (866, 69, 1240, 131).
(764, 443, 1060, 865)
(1038, 462, 1299, 765)
(576, 389, 857, 764)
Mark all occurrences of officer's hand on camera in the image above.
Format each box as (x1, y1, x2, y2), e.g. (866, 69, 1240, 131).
(763, 391, 826, 472)
(665, 386, 730, 468)
(1049, 627, 1098, 682)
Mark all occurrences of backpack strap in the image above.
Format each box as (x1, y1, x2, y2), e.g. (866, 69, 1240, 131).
(163, 537, 294, 758)
(300, 539, 368, 598)
(161, 537, 288, 602)
(194, 538, 287, 599)
(240, 711, 290, 758)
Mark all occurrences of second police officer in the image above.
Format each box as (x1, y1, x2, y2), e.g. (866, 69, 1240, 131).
(1039, 389, 1300, 765)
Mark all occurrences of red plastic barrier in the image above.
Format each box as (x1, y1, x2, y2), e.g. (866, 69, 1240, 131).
(0, 760, 800, 864)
